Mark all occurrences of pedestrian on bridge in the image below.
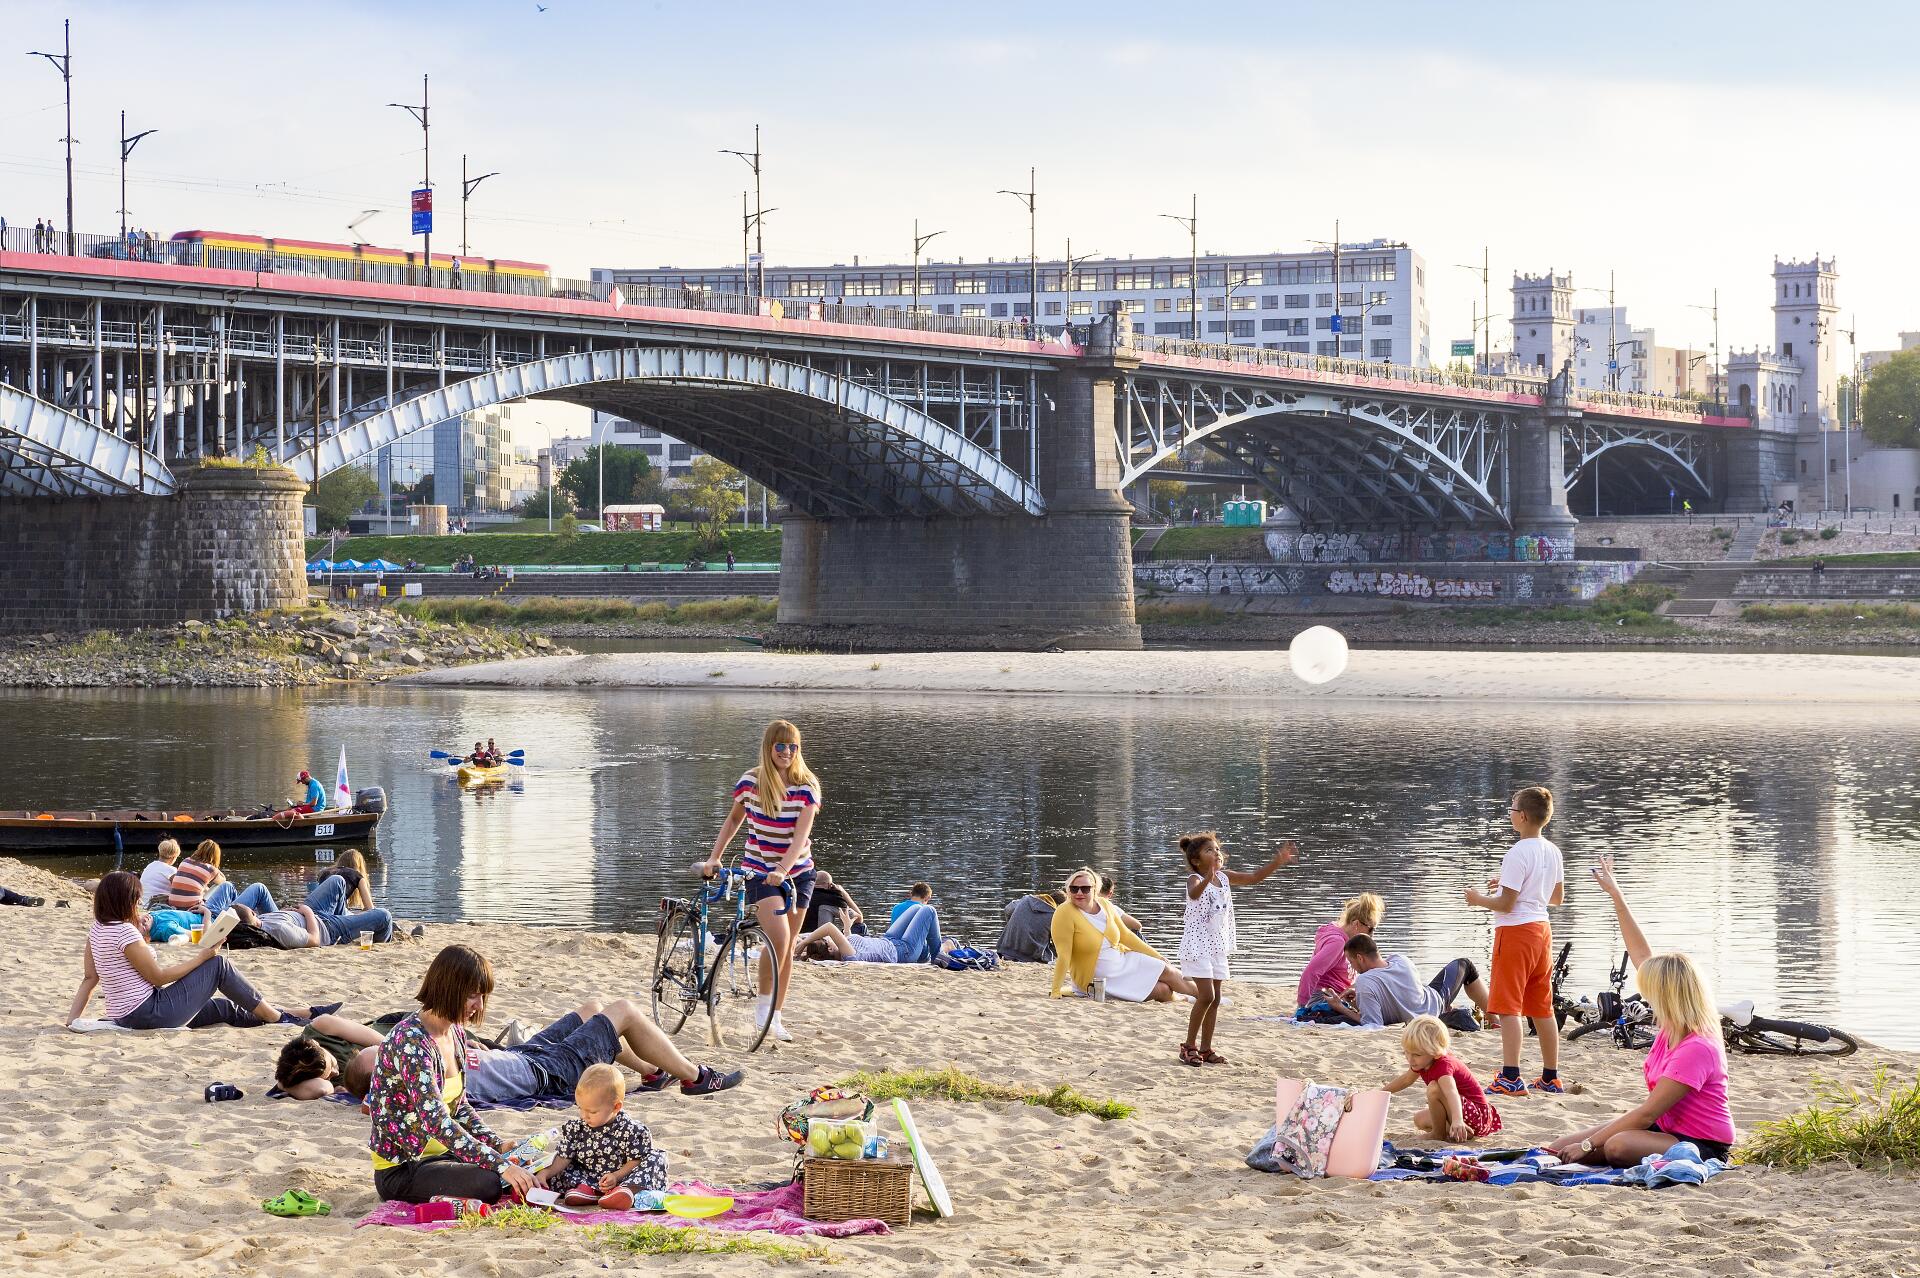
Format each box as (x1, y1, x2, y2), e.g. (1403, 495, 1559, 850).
(0, 216, 7, 251)
(33, 219, 45, 253)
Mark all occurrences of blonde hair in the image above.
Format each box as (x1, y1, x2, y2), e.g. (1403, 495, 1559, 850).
(1340, 893, 1384, 932)
(751, 720, 820, 817)
(192, 839, 222, 868)
(1636, 952, 1721, 1045)
(576, 1062, 623, 1109)
(1513, 785, 1554, 825)
(1402, 1014, 1451, 1059)
(336, 848, 373, 909)
(155, 838, 182, 864)
(1062, 866, 1101, 900)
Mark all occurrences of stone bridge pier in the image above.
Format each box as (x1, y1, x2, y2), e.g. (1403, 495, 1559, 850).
(772, 354, 1143, 651)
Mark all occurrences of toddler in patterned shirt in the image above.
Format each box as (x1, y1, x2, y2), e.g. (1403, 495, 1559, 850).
(533, 1063, 667, 1209)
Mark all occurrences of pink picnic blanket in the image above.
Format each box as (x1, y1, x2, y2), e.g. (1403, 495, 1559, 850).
(354, 1178, 892, 1237)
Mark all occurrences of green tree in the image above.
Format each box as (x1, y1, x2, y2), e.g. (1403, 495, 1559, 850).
(558, 445, 653, 517)
(556, 512, 580, 542)
(1148, 478, 1189, 520)
(1862, 350, 1920, 449)
(309, 465, 379, 532)
(680, 455, 748, 554)
(518, 485, 573, 520)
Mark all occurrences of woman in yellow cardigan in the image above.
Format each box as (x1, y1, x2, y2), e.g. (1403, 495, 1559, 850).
(1051, 866, 1197, 1002)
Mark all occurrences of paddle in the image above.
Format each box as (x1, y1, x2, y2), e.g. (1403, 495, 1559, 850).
(428, 750, 461, 761)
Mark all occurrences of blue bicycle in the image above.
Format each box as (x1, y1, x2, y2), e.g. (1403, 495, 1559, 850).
(650, 865, 789, 1053)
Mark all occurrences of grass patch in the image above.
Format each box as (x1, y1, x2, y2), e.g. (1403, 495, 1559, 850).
(1741, 602, 1920, 627)
(1136, 599, 1235, 627)
(301, 529, 781, 567)
(589, 1223, 826, 1262)
(1149, 525, 1271, 561)
(839, 1065, 1134, 1120)
(1439, 582, 1679, 632)
(1774, 550, 1920, 566)
(1740, 1068, 1920, 1171)
(459, 1205, 562, 1233)
(391, 596, 776, 627)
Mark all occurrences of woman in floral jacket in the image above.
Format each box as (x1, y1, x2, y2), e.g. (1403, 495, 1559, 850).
(367, 945, 535, 1203)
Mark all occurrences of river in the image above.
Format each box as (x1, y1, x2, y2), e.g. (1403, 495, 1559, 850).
(4, 679, 1917, 1048)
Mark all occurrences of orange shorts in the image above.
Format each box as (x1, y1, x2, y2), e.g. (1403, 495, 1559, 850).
(1489, 921, 1553, 1018)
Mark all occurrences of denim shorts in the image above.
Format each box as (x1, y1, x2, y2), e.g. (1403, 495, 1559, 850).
(513, 1011, 622, 1094)
(746, 868, 814, 923)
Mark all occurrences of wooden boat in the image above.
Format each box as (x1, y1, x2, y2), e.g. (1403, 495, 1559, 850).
(0, 788, 386, 853)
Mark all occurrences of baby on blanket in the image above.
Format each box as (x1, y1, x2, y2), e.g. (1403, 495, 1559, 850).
(533, 1064, 667, 1210)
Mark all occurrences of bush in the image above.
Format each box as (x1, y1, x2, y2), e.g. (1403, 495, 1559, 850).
(838, 1066, 1133, 1120)
(1742, 602, 1920, 627)
(1780, 529, 1802, 545)
(1136, 600, 1234, 626)
(1741, 1069, 1920, 1170)
(1820, 526, 1840, 540)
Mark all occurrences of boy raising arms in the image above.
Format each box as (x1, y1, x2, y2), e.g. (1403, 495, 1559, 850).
(1465, 786, 1565, 1097)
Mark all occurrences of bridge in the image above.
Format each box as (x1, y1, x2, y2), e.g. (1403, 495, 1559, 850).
(0, 240, 1790, 645)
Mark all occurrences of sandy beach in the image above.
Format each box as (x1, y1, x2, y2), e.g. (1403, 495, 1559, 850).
(402, 647, 1920, 705)
(4, 856, 1916, 1278)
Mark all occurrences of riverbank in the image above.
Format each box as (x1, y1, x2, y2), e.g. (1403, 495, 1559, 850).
(1, 854, 1913, 1278)
(402, 646, 1918, 704)
(0, 606, 566, 688)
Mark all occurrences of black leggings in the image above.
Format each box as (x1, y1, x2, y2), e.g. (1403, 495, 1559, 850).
(374, 1157, 507, 1204)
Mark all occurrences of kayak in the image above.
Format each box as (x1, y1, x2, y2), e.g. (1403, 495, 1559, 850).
(0, 789, 386, 853)
(456, 762, 510, 786)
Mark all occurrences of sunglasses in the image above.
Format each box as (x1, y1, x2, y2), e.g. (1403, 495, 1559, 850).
(772, 742, 799, 754)
(1068, 885, 1093, 895)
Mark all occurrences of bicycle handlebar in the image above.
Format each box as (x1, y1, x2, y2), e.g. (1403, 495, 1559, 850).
(696, 863, 797, 914)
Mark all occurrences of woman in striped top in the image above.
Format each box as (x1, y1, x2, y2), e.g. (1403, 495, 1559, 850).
(701, 719, 821, 1043)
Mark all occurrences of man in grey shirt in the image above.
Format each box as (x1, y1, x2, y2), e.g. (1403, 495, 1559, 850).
(1332, 935, 1489, 1031)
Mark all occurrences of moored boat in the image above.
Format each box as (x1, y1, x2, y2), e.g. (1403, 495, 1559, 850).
(0, 788, 387, 853)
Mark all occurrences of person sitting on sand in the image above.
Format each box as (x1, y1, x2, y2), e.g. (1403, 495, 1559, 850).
(803, 869, 865, 935)
(1544, 857, 1735, 1166)
(797, 901, 950, 964)
(1099, 875, 1142, 933)
(1326, 935, 1490, 1031)
(1297, 893, 1384, 1010)
(168, 840, 275, 917)
(534, 1063, 667, 1210)
(886, 881, 932, 927)
(138, 838, 184, 908)
(1050, 867, 1197, 1003)
(277, 996, 743, 1103)
(1376, 1013, 1502, 1142)
(65, 870, 339, 1031)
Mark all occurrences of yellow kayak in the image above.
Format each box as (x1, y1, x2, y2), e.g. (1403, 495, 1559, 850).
(456, 761, 510, 786)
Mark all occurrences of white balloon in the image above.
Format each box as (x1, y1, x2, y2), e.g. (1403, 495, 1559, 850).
(1288, 625, 1350, 685)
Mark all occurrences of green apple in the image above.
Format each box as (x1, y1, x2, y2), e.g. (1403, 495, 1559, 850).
(809, 1125, 832, 1156)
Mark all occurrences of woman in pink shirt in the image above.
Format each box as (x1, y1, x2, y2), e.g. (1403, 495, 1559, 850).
(1546, 857, 1735, 1165)
(1295, 893, 1383, 1009)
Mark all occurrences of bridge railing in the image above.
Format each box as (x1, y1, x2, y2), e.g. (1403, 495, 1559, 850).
(1569, 387, 1753, 420)
(1126, 332, 1551, 397)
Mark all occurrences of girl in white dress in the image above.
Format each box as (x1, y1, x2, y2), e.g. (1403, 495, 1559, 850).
(1179, 832, 1298, 1067)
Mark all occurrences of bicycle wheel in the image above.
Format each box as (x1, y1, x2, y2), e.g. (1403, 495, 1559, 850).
(1567, 1019, 1612, 1042)
(708, 920, 778, 1053)
(1621, 1023, 1656, 1051)
(650, 907, 700, 1035)
(1730, 1023, 1860, 1058)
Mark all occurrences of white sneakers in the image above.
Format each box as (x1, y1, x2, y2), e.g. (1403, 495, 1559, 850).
(769, 1012, 793, 1042)
(755, 997, 794, 1042)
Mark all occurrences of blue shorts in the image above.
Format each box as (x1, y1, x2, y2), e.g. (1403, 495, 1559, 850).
(746, 868, 814, 922)
(513, 1012, 622, 1095)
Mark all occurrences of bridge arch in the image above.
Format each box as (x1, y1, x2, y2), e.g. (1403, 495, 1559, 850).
(1563, 423, 1713, 514)
(286, 347, 1043, 519)
(0, 386, 175, 496)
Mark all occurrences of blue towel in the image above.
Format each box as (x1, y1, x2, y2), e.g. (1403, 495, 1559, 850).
(1369, 1140, 1725, 1189)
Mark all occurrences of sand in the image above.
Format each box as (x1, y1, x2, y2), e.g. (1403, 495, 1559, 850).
(400, 647, 1920, 705)
(4, 857, 1918, 1278)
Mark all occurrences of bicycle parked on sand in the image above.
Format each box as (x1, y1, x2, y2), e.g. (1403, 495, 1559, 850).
(1565, 948, 1858, 1058)
(650, 864, 792, 1053)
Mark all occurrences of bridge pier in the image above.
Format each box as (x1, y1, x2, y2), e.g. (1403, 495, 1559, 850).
(1723, 427, 1798, 513)
(1513, 414, 1579, 557)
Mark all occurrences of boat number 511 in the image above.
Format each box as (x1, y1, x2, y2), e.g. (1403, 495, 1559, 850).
(313, 824, 335, 839)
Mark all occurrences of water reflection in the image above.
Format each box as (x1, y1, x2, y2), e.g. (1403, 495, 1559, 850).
(3, 684, 1917, 1048)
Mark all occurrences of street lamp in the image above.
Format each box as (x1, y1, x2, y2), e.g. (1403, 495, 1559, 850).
(1063, 238, 1099, 334)
(721, 126, 766, 298)
(1453, 246, 1492, 373)
(1571, 272, 1633, 391)
(997, 168, 1037, 326)
(387, 75, 431, 285)
(738, 191, 776, 304)
(460, 155, 499, 258)
(911, 219, 945, 323)
(1222, 274, 1252, 349)
(1159, 195, 1198, 340)
(27, 19, 74, 255)
(118, 111, 157, 252)
(1686, 289, 1720, 403)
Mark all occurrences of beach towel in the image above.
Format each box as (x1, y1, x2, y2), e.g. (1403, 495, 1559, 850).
(1366, 1140, 1727, 1188)
(353, 1178, 890, 1236)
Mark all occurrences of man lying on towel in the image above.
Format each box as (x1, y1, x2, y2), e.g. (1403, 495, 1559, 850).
(273, 998, 743, 1103)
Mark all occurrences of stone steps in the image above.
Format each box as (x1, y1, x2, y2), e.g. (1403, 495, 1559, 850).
(1131, 525, 1171, 563)
(1726, 523, 1767, 562)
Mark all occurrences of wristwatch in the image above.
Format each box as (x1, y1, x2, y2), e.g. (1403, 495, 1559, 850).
(1578, 1138, 1594, 1155)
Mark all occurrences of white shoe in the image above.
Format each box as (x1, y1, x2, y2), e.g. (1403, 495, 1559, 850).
(498, 1018, 531, 1048)
(768, 1012, 794, 1042)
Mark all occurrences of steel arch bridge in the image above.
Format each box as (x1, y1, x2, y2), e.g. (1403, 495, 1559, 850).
(0, 385, 175, 496)
(1562, 420, 1715, 504)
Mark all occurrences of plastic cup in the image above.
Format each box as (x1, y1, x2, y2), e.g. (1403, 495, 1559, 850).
(1091, 978, 1107, 1003)
(357, 930, 374, 950)
(189, 928, 203, 945)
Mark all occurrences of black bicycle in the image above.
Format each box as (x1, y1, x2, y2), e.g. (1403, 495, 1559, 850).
(650, 865, 791, 1053)
(1720, 1001, 1859, 1058)
(1566, 950, 1656, 1049)
(1547, 940, 1599, 1034)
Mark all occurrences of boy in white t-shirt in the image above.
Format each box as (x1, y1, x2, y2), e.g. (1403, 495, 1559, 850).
(137, 838, 185, 908)
(1465, 786, 1565, 1097)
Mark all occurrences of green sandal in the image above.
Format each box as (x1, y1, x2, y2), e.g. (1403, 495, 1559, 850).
(262, 1189, 332, 1217)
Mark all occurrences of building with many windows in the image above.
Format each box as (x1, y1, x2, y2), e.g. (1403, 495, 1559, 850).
(594, 240, 1431, 366)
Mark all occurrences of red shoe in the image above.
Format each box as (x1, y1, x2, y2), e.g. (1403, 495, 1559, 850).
(561, 1184, 601, 1208)
(597, 1185, 635, 1211)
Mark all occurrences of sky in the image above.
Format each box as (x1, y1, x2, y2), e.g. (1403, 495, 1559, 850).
(4, 0, 1917, 409)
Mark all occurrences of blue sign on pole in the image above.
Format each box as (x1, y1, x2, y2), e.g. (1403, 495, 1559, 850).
(1330, 314, 1343, 333)
(410, 187, 433, 235)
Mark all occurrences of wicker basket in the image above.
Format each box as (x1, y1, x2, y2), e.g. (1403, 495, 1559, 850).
(802, 1155, 913, 1226)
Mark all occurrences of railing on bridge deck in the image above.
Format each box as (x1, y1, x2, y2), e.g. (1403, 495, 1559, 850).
(1126, 333, 1550, 397)
(1568, 385, 1752, 421)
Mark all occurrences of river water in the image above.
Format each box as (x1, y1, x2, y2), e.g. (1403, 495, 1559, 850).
(5, 679, 1918, 1049)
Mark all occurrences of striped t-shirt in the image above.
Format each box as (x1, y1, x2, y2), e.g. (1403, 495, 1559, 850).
(733, 769, 819, 876)
(89, 921, 155, 1019)
(167, 858, 217, 911)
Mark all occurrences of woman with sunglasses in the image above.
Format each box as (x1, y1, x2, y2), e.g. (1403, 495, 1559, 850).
(1050, 866, 1196, 1003)
(702, 719, 821, 1043)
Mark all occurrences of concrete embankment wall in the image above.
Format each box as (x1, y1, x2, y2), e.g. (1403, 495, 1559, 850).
(1733, 569, 1920, 600)
(1136, 559, 1642, 604)
(0, 467, 307, 633)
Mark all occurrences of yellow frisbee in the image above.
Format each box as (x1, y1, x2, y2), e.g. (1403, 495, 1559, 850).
(663, 1194, 734, 1219)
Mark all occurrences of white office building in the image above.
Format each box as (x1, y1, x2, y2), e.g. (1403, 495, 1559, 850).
(541, 417, 706, 488)
(594, 240, 1432, 366)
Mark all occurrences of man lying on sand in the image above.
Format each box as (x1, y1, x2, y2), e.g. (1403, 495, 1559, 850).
(274, 997, 743, 1102)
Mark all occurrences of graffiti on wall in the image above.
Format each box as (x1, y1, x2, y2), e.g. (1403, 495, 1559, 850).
(1137, 564, 1309, 595)
(1265, 529, 1576, 564)
(1137, 560, 1636, 604)
(1325, 571, 1503, 599)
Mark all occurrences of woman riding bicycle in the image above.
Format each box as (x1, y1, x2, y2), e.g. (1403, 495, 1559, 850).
(701, 719, 820, 1044)
(1545, 856, 1735, 1166)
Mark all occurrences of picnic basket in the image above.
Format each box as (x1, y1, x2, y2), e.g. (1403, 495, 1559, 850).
(801, 1154, 913, 1226)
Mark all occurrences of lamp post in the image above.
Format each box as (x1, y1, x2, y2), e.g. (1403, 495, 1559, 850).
(459, 155, 498, 258)
(118, 111, 157, 252)
(1222, 274, 1250, 349)
(1453, 246, 1492, 373)
(1159, 195, 1198, 339)
(1063, 238, 1099, 334)
(911, 219, 945, 324)
(1687, 289, 1720, 403)
(27, 20, 74, 255)
(387, 75, 431, 285)
(997, 168, 1037, 326)
(721, 125, 766, 299)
